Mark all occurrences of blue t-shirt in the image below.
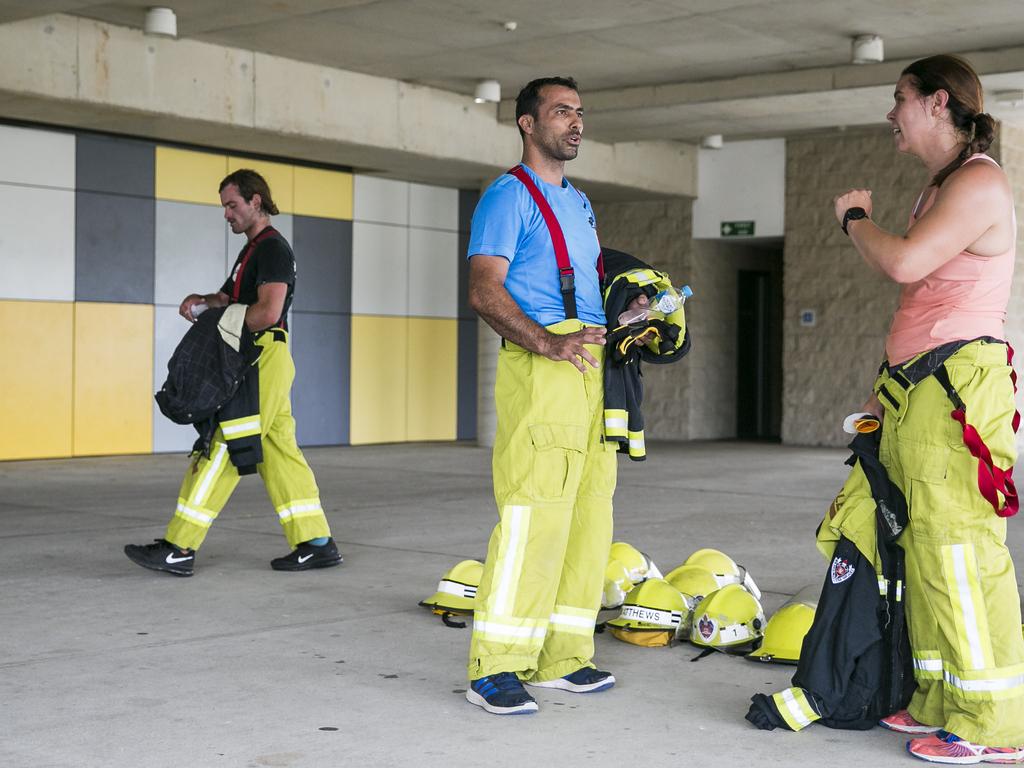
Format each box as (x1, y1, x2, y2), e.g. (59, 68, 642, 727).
(467, 165, 604, 326)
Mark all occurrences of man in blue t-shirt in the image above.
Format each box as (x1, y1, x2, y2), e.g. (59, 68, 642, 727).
(464, 76, 641, 715)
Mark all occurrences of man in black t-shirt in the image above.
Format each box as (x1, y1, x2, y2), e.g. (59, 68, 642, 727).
(125, 169, 341, 576)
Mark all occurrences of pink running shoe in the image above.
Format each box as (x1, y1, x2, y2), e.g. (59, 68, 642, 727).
(880, 709, 941, 735)
(907, 731, 1024, 764)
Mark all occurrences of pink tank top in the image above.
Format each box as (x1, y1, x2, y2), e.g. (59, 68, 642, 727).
(885, 154, 1015, 364)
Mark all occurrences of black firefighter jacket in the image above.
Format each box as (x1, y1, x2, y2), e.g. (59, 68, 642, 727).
(155, 305, 263, 475)
(601, 247, 691, 461)
(746, 431, 914, 731)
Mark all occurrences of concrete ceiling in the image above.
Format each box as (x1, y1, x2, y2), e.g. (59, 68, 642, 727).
(4, 0, 1024, 143)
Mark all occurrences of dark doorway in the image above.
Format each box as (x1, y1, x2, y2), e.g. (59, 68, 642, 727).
(736, 266, 782, 439)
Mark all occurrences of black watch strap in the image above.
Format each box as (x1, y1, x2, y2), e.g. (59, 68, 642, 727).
(842, 207, 868, 235)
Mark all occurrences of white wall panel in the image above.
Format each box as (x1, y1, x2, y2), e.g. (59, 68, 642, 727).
(0, 185, 75, 301)
(155, 200, 230, 305)
(351, 222, 408, 315)
(409, 182, 458, 231)
(408, 228, 458, 318)
(354, 175, 408, 226)
(152, 305, 197, 453)
(692, 138, 785, 239)
(0, 124, 75, 188)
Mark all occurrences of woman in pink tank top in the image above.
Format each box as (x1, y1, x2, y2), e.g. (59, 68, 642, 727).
(832, 55, 1024, 762)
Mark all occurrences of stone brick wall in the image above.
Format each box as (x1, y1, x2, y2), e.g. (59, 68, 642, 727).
(594, 199, 694, 439)
(785, 125, 1024, 447)
(783, 127, 920, 446)
(990, 124, 1024, 443)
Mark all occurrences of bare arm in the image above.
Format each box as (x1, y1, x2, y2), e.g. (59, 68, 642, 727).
(468, 254, 605, 373)
(835, 161, 1012, 284)
(179, 291, 229, 321)
(244, 282, 288, 332)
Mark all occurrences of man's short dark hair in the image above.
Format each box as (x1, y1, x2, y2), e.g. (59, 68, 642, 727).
(514, 76, 579, 136)
(219, 168, 279, 215)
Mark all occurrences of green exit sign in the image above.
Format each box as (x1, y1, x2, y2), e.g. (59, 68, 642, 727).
(721, 220, 755, 237)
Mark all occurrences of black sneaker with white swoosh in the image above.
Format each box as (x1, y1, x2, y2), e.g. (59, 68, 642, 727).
(124, 539, 195, 576)
(270, 538, 343, 572)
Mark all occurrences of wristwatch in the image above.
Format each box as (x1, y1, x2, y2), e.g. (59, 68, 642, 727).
(842, 206, 869, 235)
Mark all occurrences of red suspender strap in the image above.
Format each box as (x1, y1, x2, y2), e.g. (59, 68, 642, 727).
(937, 346, 1020, 518)
(230, 227, 277, 303)
(507, 164, 603, 320)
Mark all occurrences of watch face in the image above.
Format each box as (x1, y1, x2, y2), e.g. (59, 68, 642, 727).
(842, 207, 867, 234)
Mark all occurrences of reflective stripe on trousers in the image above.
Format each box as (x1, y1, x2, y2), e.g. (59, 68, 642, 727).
(469, 319, 616, 682)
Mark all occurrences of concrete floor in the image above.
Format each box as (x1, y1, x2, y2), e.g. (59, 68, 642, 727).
(2, 440, 1023, 768)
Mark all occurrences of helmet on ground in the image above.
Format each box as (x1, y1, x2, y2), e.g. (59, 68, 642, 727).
(683, 547, 762, 600)
(748, 586, 818, 664)
(419, 559, 483, 617)
(690, 584, 766, 651)
(606, 577, 687, 647)
(609, 541, 661, 583)
(664, 563, 720, 638)
(602, 559, 635, 610)
(665, 563, 720, 605)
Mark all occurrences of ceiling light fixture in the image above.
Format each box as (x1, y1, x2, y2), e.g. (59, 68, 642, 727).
(144, 7, 177, 38)
(474, 79, 501, 104)
(701, 134, 724, 150)
(503, 21, 518, 32)
(851, 34, 883, 64)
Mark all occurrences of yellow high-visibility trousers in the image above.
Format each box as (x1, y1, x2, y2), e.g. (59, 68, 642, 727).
(468, 319, 617, 682)
(165, 330, 331, 551)
(876, 340, 1024, 746)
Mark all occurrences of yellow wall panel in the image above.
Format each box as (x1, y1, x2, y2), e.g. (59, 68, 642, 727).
(155, 146, 228, 206)
(73, 303, 153, 456)
(349, 315, 407, 444)
(407, 318, 457, 441)
(294, 166, 353, 220)
(227, 157, 294, 214)
(0, 301, 73, 460)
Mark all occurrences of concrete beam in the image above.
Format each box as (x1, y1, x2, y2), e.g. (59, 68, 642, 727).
(0, 14, 696, 200)
(497, 45, 1024, 140)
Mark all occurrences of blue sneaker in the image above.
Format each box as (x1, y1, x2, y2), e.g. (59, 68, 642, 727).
(526, 667, 616, 693)
(466, 672, 539, 715)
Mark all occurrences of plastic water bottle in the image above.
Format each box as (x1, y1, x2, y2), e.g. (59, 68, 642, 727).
(618, 285, 692, 325)
(190, 302, 208, 319)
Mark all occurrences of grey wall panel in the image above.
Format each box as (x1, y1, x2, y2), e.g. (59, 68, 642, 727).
(458, 190, 478, 320)
(291, 215, 352, 314)
(155, 200, 230, 305)
(458, 231, 472, 319)
(75, 191, 155, 303)
(76, 134, 154, 197)
(457, 317, 477, 441)
(291, 311, 350, 446)
(458, 189, 477, 234)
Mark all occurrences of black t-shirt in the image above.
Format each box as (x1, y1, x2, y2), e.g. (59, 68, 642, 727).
(220, 226, 296, 330)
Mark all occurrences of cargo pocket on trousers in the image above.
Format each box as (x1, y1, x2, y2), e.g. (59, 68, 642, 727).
(901, 439, 949, 485)
(528, 423, 587, 501)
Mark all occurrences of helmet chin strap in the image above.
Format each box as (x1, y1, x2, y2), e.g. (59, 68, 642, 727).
(441, 612, 467, 629)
